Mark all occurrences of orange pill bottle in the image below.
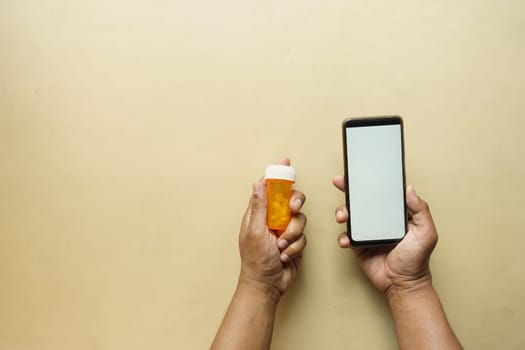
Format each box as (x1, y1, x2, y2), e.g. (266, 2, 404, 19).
(264, 165, 296, 234)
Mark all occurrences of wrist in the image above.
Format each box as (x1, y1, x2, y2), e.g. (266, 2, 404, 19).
(385, 272, 434, 306)
(237, 275, 281, 307)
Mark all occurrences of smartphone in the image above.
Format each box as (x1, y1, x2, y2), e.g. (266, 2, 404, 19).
(342, 116, 407, 246)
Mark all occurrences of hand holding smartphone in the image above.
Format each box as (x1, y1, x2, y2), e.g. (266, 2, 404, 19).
(342, 116, 407, 246)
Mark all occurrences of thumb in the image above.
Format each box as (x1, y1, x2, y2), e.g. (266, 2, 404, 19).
(406, 184, 432, 224)
(249, 181, 268, 232)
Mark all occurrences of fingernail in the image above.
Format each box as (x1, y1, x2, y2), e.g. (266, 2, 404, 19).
(280, 253, 289, 262)
(336, 209, 344, 219)
(278, 239, 289, 249)
(294, 198, 302, 209)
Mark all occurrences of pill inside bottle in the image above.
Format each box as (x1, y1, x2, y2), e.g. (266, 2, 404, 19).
(264, 165, 296, 235)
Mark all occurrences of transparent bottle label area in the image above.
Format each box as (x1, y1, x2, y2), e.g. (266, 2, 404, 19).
(266, 180, 293, 231)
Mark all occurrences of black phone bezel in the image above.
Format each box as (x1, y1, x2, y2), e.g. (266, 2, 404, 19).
(342, 116, 408, 246)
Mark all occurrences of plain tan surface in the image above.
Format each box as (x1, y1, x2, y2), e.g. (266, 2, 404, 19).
(1, 1, 524, 349)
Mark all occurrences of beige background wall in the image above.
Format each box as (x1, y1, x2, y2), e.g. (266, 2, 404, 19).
(1, 0, 524, 349)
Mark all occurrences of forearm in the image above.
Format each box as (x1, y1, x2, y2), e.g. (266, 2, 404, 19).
(210, 278, 280, 350)
(387, 280, 462, 350)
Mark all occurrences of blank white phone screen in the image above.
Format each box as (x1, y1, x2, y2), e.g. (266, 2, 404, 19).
(346, 124, 405, 241)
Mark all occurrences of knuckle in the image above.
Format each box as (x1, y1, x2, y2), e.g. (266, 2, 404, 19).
(284, 245, 297, 257)
(287, 234, 306, 252)
(300, 192, 306, 204)
(290, 240, 305, 255)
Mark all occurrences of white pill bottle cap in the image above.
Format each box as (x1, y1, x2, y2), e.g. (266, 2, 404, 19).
(264, 165, 296, 182)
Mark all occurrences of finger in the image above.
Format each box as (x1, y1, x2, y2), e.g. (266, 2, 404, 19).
(337, 232, 350, 248)
(405, 185, 432, 225)
(280, 234, 306, 262)
(289, 190, 306, 214)
(241, 202, 252, 231)
(248, 182, 268, 235)
(335, 205, 348, 223)
(241, 184, 256, 230)
(332, 175, 346, 192)
(278, 212, 307, 250)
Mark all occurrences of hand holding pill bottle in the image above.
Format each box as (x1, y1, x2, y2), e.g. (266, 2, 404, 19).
(264, 165, 296, 235)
